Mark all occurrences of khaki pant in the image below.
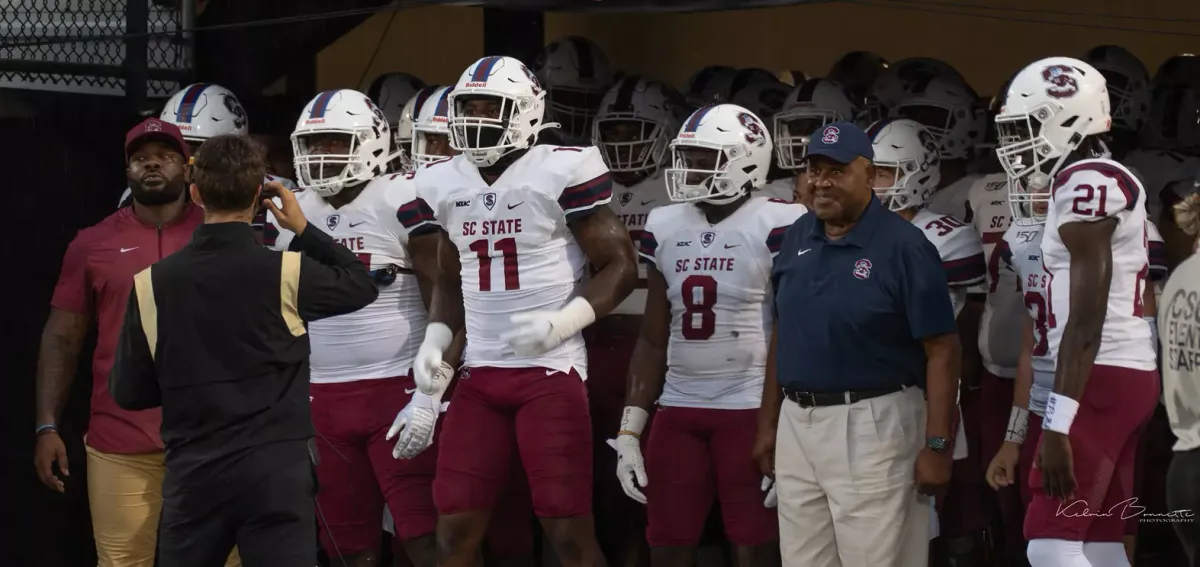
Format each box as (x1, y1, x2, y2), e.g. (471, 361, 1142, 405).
(86, 446, 241, 567)
(775, 387, 930, 567)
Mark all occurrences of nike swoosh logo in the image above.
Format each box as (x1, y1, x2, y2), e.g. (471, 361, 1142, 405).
(546, 369, 557, 375)
(641, 200, 655, 206)
(120, 247, 139, 253)
(507, 202, 524, 209)
(724, 244, 740, 249)
(404, 387, 417, 395)
(349, 221, 366, 227)
(797, 249, 811, 256)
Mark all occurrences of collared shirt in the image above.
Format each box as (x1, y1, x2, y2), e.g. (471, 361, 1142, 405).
(771, 196, 957, 392)
(109, 222, 378, 498)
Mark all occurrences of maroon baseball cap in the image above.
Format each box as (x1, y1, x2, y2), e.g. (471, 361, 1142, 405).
(125, 118, 190, 163)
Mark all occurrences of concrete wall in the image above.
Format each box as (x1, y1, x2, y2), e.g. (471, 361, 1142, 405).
(318, 1, 1197, 96)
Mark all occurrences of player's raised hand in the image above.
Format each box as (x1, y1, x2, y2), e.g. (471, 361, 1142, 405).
(262, 181, 308, 235)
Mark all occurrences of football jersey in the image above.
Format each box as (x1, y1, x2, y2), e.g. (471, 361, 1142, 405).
(1000, 223, 1054, 415)
(1123, 149, 1200, 225)
(118, 174, 299, 210)
(926, 174, 977, 223)
(759, 177, 795, 202)
(1042, 159, 1155, 372)
(969, 173, 1024, 378)
(608, 175, 669, 315)
(397, 146, 614, 378)
(1147, 221, 1168, 283)
(910, 208, 986, 317)
(269, 174, 427, 383)
(640, 197, 807, 409)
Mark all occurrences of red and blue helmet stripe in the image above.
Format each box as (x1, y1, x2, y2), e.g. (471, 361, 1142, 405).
(434, 88, 451, 117)
(308, 90, 338, 119)
(173, 83, 209, 123)
(683, 105, 716, 133)
(470, 56, 503, 82)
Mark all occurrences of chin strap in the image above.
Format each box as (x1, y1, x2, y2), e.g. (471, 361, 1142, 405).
(531, 122, 562, 144)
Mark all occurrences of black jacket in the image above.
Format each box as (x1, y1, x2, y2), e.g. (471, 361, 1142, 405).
(110, 221, 377, 497)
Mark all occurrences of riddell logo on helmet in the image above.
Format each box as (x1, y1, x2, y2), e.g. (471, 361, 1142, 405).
(679, 133, 695, 139)
(305, 119, 326, 125)
(465, 82, 488, 88)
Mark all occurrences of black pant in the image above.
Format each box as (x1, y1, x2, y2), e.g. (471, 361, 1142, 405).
(158, 458, 317, 567)
(1168, 448, 1200, 567)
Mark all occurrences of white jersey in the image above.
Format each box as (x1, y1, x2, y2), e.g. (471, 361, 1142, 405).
(400, 146, 614, 377)
(118, 174, 298, 209)
(269, 175, 427, 383)
(1147, 221, 1168, 284)
(641, 197, 807, 409)
(910, 208, 986, 317)
(1123, 149, 1200, 225)
(1001, 223, 1054, 415)
(926, 174, 977, 223)
(608, 175, 669, 315)
(758, 177, 795, 202)
(1043, 159, 1155, 371)
(969, 173, 1024, 378)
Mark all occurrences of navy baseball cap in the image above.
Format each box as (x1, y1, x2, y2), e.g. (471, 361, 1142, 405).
(805, 121, 874, 164)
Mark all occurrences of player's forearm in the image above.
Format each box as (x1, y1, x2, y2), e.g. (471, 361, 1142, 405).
(443, 330, 467, 369)
(758, 324, 783, 432)
(923, 333, 961, 439)
(625, 338, 667, 410)
(957, 296, 985, 388)
(35, 318, 87, 424)
(428, 280, 465, 334)
(1015, 316, 1034, 410)
(1053, 263, 1111, 401)
(580, 250, 638, 319)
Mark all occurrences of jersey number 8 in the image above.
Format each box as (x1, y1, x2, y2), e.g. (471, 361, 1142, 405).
(682, 275, 717, 340)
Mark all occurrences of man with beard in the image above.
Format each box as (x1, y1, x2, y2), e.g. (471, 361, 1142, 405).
(33, 118, 241, 567)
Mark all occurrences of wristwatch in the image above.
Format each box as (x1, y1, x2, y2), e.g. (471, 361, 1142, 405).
(926, 436, 949, 454)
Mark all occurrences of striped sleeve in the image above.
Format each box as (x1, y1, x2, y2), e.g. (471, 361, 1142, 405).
(1148, 224, 1168, 281)
(766, 226, 789, 256)
(939, 227, 987, 288)
(396, 197, 439, 237)
(638, 231, 659, 265)
(998, 239, 1014, 273)
(1052, 160, 1141, 224)
(558, 147, 613, 221)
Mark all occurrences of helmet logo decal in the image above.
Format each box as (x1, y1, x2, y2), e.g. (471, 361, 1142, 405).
(521, 64, 542, 95)
(222, 94, 247, 130)
(1042, 65, 1079, 99)
(917, 128, 941, 170)
(822, 125, 841, 144)
(737, 112, 766, 145)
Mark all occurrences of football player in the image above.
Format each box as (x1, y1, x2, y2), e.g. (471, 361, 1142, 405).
(534, 36, 615, 142)
(996, 57, 1160, 567)
(731, 79, 796, 201)
(773, 77, 861, 209)
(395, 55, 637, 567)
(826, 50, 889, 106)
(615, 103, 803, 567)
(868, 118, 988, 564)
(366, 72, 427, 172)
(587, 74, 682, 566)
(268, 89, 442, 567)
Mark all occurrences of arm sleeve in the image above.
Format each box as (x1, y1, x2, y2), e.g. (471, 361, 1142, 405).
(293, 227, 380, 322)
(638, 208, 661, 266)
(1052, 161, 1141, 224)
(50, 232, 91, 314)
(396, 196, 440, 238)
(1146, 221, 1168, 282)
(901, 235, 959, 340)
(765, 203, 806, 258)
(110, 277, 160, 410)
(558, 147, 614, 222)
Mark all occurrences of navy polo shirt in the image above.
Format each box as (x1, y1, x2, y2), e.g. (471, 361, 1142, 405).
(771, 196, 957, 392)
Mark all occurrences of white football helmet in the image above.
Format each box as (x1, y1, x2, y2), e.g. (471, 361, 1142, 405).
(1139, 85, 1200, 151)
(773, 78, 860, 169)
(291, 89, 391, 197)
(591, 76, 685, 176)
(868, 119, 942, 211)
(448, 55, 551, 167)
(893, 76, 987, 160)
(412, 86, 453, 166)
(1084, 45, 1150, 133)
(862, 58, 965, 125)
(686, 67, 777, 110)
(666, 104, 772, 205)
(160, 83, 248, 143)
(534, 36, 614, 139)
(996, 57, 1110, 223)
(394, 86, 442, 171)
(366, 72, 426, 126)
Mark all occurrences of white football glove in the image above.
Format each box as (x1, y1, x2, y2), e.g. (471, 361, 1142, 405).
(609, 436, 649, 504)
(414, 323, 454, 395)
(499, 297, 596, 357)
(761, 476, 777, 508)
(387, 361, 454, 459)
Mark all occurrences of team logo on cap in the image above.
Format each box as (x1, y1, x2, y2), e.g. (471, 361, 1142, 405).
(853, 258, 873, 280)
(145, 120, 163, 132)
(821, 126, 840, 144)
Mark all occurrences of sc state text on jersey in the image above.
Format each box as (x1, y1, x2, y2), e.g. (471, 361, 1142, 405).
(619, 213, 648, 228)
(462, 219, 524, 236)
(335, 236, 365, 251)
(674, 257, 738, 273)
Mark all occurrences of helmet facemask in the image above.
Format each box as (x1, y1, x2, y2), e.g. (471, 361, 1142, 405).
(547, 86, 606, 139)
(292, 131, 379, 197)
(594, 117, 667, 178)
(666, 143, 753, 205)
(774, 107, 840, 169)
(872, 158, 935, 212)
(449, 94, 541, 167)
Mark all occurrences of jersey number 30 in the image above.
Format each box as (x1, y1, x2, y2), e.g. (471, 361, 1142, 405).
(682, 275, 717, 340)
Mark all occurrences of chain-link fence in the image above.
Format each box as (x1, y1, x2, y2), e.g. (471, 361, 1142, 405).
(0, 0, 190, 97)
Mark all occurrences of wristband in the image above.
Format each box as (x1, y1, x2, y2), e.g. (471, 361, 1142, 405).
(423, 322, 454, 352)
(1043, 393, 1080, 435)
(1004, 406, 1030, 445)
(551, 296, 598, 338)
(36, 424, 58, 436)
(619, 406, 649, 437)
